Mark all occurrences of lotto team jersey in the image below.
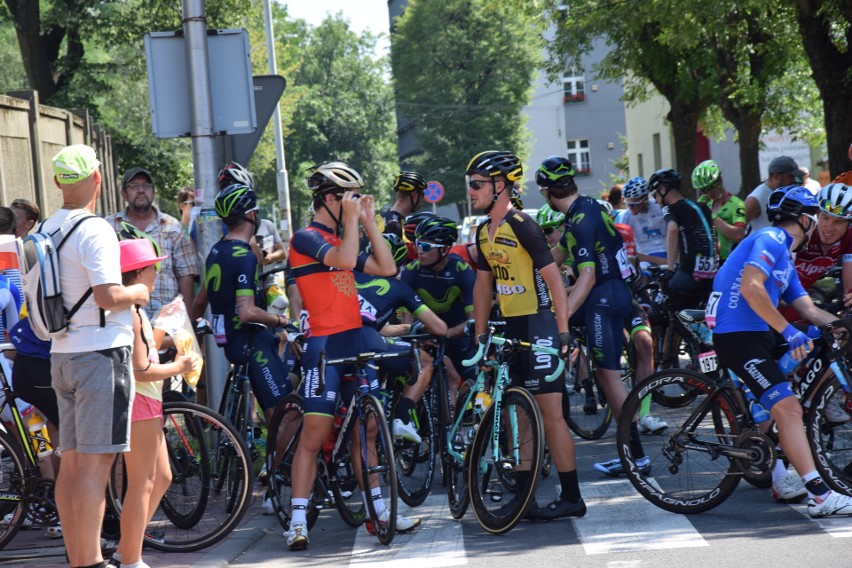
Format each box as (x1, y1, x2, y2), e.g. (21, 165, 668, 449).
(206, 239, 264, 343)
(400, 253, 474, 326)
(355, 272, 427, 330)
(710, 227, 808, 334)
(794, 227, 852, 290)
(557, 196, 633, 284)
(698, 192, 746, 260)
(621, 201, 667, 256)
(475, 209, 554, 318)
(290, 222, 366, 337)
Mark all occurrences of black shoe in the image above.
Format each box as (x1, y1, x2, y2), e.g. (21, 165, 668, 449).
(526, 497, 586, 521)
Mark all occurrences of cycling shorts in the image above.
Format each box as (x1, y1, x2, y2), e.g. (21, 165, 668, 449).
(663, 271, 712, 310)
(374, 337, 414, 379)
(446, 335, 477, 382)
(223, 329, 292, 412)
(570, 279, 632, 370)
(625, 299, 651, 337)
(505, 309, 564, 395)
(713, 331, 796, 410)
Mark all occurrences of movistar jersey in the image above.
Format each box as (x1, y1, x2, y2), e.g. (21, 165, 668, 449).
(205, 239, 264, 343)
(698, 192, 746, 260)
(355, 271, 427, 330)
(400, 253, 474, 326)
(557, 196, 633, 285)
(475, 209, 554, 318)
(712, 227, 808, 333)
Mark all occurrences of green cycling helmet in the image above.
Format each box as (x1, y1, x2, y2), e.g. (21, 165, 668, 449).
(536, 204, 565, 229)
(692, 160, 721, 192)
(367, 233, 409, 268)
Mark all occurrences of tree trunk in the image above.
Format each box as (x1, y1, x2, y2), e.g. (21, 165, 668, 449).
(720, 105, 763, 197)
(822, 95, 852, 177)
(666, 101, 701, 200)
(5, 0, 64, 102)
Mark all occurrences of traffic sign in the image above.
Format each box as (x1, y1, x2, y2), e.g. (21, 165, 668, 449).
(424, 181, 445, 204)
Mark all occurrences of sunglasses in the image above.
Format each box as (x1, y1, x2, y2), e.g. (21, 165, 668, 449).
(416, 240, 445, 252)
(468, 179, 494, 191)
(543, 227, 558, 236)
(626, 200, 646, 208)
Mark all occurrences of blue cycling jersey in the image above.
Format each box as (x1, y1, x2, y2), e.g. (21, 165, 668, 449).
(711, 227, 808, 334)
(354, 271, 427, 330)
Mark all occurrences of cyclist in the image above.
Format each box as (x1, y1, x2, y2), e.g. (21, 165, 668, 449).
(693, 160, 746, 264)
(710, 185, 852, 516)
(470, 151, 586, 520)
(287, 162, 417, 550)
(402, 210, 436, 261)
(539, 157, 645, 479)
(381, 171, 428, 239)
(205, 184, 293, 422)
(619, 176, 668, 270)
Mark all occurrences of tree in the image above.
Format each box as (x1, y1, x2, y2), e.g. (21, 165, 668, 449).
(391, 0, 545, 205)
(793, 0, 852, 176)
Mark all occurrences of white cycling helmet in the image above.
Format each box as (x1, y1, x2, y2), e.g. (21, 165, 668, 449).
(623, 176, 649, 200)
(816, 182, 852, 220)
(596, 199, 614, 218)
(306, 161, 364, 192)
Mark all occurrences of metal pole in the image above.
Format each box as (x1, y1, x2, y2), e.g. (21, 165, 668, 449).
(183, 0, 227, 412)
(263, 0, 293, 244)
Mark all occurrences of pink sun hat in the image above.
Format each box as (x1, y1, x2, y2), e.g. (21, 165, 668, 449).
(119, 239, 168, 272)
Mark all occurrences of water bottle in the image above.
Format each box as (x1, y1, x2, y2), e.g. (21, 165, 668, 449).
(730, 373, 770, 424)
(778, 352, 799, 375)
(26, 409, 52, 459)
(474, 391, 492, 414)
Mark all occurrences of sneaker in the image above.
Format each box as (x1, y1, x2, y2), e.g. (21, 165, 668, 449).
(364, 510, 422, 535)
(261, 497, 275, 515)
(392, 419, 422, 444)
(808, 491, 852, 518)
(593, 456, 650, 477)
(825, 393, 852, 423)
(526, 497, 587, 521)
(638, 414, 669, 434)
(46, 524, 62, 538)
(286, 521, 309, 550)
(0, 512, 32, 528)
(258, 463, 269, 484)
(771, 474, 807, 504)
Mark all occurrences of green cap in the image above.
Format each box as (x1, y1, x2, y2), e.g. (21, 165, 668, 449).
(52, 144, 100, 185)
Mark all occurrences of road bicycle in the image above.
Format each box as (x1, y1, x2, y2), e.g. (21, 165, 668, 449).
(615, 314, 852, 514)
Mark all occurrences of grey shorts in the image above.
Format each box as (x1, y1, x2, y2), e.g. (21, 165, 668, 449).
(51, 346, 134, 454)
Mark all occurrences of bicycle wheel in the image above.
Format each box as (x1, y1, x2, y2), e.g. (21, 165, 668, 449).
(807, 375, 852, 495)
(358, 394, 397, 545)
(396, 392, 436, 507)
(468, 386, 542, 535)
(616, 369, 742, 514)
(564, 348, 612, 440)
(109, 402, 253, 552)
(331, 458, 366, 527)
(447, 379, 475, 519)
(0, 430, 26, 550)
(652, 329, 701, 408)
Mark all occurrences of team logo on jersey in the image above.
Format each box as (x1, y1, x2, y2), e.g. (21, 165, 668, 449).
(767, 230, 786, 245)
(205, 264, 222, 291)
(331, 272, 357, 297)
(495, 237, 517, 248)
(486, 250, 510, 265)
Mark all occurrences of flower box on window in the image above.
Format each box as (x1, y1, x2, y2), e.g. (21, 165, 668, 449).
(563, 93, 586, 103)
(575, 167, 591, 176)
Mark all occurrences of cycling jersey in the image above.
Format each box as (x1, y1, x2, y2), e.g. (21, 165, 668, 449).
(698, 192, 746, 260)
(290, 222, 367, 337)
(401, 253, 474, 327)
(205, 239, 264, 343)
(710, 227, 808, 334)
(379, 209, 404, 239)
(557, 196, 633, 285)
(793, 227, 852, 290)
(621, 201, 667, 256)
(663, 198, 717, 278)
(475, 209, 554, 318)
(355, 271, 427, 330)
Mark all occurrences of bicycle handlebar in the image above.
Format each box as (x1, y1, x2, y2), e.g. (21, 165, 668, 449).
(462, 334, 565, 382)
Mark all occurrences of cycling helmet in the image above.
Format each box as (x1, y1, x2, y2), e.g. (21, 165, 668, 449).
(510, 187, 524, 209)
(403, 211, 436, 242)
(218, 162, 255, 190)
(416, 217, 458, 247)
(596, 199, 615, 218)
(536, 204, 565, 229)
(648, 168, 682, 193)
(393, 171, 427, 193)
(466, 151, 523, 182)
(535, 156, 576, 189)
(214, 183, 258, 221)
(306, 161, 364, 193)
(692, 160, 721, 193)
(622, 176, 649, 200)
(767, 185, 819, 224)
(816, 183, 852, 220)
(367, 233, 409, 268)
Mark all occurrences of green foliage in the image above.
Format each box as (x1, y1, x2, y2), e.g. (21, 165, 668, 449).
(391, 0, 546, 204)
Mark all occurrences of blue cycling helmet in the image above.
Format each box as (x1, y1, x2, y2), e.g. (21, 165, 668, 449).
(767, 185, 819, 224)
(623, 176, 649, 200)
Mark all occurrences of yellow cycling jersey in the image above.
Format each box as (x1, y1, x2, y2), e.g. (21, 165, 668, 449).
(475, 209, 554, 317)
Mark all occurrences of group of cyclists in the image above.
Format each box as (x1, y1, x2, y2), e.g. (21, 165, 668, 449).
(200, 150, 852, 553)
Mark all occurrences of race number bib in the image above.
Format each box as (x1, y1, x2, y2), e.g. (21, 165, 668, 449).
(211, 313, 227, 346)
(698, 350, 718, 374)
(616, 247, 634, 281)
(705, 291, 721, 329)
(693, 253, 717, 280)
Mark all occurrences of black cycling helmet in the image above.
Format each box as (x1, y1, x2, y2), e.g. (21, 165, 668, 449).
(466, 151, 523, 182)
(218, 161, 255, 190)
(367, 233, 409, 268)
(767, 185, 819, 224)
(535, 156, 576, 189)
(648, 168, 682, 195)
(403, 211, 436, 242)
(214, 183, 258, 222)
(394, 171, 427, 193)
(416, 216, 458, 247)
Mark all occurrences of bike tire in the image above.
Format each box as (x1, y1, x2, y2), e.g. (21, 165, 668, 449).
(468, 386, 543, 535)
(806, 375, 852, 496)
(564, 349, 612, 440)
(616, 369, 742, 514)
(396, 393, 436, 507)
(331, 459, 367, 527)
(447, 379, 475, 519)
(359, 394, 397, 545)
(651, 330, 701, 408)
(0, 429, 26, 550)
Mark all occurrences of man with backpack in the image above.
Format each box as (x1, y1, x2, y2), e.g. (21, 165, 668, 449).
(40, 145, 150, 568)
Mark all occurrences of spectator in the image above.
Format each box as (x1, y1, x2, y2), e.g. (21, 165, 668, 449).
(0, 207, 14, 235)
(10, 198, 39, 238)
(745, 156, 804, 232)
(801, 166, 822, 195)
(0, 208, 21, 336)
(45, 144, 149, 568)
(105, 167, 199, 317)
(608, 184, 627, 223)
(176, 188, 195, 237)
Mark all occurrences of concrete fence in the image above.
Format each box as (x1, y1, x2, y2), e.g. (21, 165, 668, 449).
(0, 90, 119, 218)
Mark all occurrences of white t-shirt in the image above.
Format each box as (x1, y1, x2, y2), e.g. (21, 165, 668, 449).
(39, 209, 133, 352)
(621, 201, 667, 256)
(747, 182, 773, 232)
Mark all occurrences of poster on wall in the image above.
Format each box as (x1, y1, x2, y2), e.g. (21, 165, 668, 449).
(758, 132, 812, 175)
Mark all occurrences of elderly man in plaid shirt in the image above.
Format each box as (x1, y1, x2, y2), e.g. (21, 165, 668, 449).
(106, 167, 200, 316)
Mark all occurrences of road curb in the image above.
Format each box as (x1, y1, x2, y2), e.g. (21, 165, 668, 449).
(189, 510, 279, 567)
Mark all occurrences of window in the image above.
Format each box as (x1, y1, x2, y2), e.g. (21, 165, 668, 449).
(563, 68, 586, 103)
(637, 153, 644, 178)
(653, 134, 662, 171)
(567, 139, 591, 176)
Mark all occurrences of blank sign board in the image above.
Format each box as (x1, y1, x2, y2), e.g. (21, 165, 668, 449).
(144, 29, 257, 138)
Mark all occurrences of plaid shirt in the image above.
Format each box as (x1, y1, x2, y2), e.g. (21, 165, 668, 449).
(105, 207, 200, 317)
